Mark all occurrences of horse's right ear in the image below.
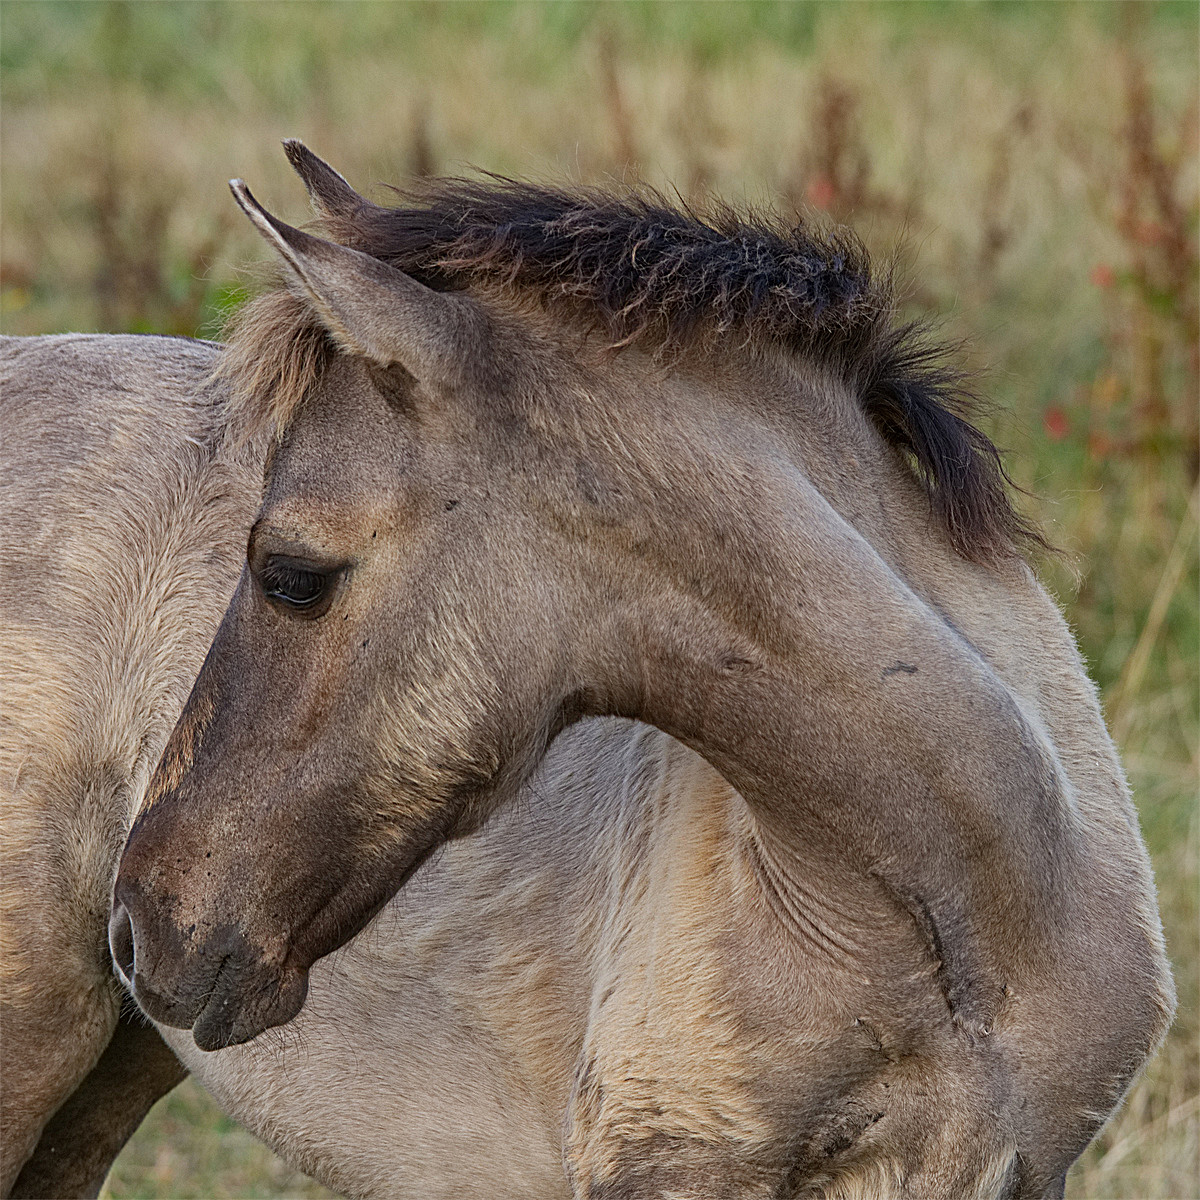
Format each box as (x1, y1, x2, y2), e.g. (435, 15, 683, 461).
(229, 178, 483, 389)
(282, 139, 375, 221)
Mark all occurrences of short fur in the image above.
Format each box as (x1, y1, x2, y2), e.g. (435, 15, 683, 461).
(2, 145, 1172, 1200)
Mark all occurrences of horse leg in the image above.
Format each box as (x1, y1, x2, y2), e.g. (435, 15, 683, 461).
(9, 1010, 187, 1200)
(0, 977, 118, 1196)
(0, 767, 135, 1194)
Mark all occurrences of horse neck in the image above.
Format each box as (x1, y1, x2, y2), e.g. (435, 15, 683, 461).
(576, 350, 944, 806)
(566, 349, 1076, 1034)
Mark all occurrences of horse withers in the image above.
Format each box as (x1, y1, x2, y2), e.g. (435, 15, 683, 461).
(109, 144, 1173, 1198)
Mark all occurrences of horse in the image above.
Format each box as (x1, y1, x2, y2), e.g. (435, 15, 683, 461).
(0, 332, 264, 1195)
(104, 142, 1172, 1199)
(2, 142, 1171, 1200)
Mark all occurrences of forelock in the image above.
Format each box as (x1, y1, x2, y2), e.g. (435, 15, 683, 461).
(214, 288, 332, 445)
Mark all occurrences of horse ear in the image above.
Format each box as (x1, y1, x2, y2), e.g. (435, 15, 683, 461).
(282, 139, 374, 220)
(229, 178, 480, 386)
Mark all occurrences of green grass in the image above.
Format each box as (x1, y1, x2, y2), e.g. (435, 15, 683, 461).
(3, 2, 1196, 1196)
(99, 1081, 334, 1200)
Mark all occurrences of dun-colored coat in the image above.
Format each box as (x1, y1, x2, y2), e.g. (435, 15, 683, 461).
(0, 334, 262, 1195)
(2, 144, 1174, 1200)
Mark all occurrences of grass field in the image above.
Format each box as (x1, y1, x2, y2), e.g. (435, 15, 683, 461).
(2, 2, 1196, 1196)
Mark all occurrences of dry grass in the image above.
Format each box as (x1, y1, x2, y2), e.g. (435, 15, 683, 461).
(2, 2, 1196, 1196)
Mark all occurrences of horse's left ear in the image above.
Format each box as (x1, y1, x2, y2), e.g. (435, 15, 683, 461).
(229, 177, 482, 388)
(282, 139, 374, 221)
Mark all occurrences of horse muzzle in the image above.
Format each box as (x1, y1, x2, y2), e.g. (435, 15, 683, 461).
(108, 897, 309, 1051)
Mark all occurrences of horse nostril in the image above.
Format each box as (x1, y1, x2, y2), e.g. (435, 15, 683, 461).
(108, 901, 136, 982)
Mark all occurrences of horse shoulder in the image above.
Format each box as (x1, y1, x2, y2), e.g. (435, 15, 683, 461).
(885, 532, 1175, 1162)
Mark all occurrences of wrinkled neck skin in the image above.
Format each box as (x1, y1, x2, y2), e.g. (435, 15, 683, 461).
(531, 344, 1167, 1181)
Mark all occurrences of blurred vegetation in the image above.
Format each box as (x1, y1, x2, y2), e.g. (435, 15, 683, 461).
(1, 2, 1196, 1197)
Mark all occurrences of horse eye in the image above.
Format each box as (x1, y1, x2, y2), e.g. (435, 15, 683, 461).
(260, 560, 335, 616)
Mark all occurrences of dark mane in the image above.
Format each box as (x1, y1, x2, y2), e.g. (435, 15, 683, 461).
(228, 178, 1039, 564)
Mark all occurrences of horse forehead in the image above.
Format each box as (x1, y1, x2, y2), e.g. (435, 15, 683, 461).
(285, 356, 404, 459)
(270, 390, 412, 499)
(256, 491, 395, 551)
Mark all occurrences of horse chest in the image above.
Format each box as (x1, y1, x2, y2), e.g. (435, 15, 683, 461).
(167, 719, 963, 1198)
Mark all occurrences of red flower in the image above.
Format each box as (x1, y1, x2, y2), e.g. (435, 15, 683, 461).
(1043, 407, 1070, 441)
(1090, 263, 1116, 289)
